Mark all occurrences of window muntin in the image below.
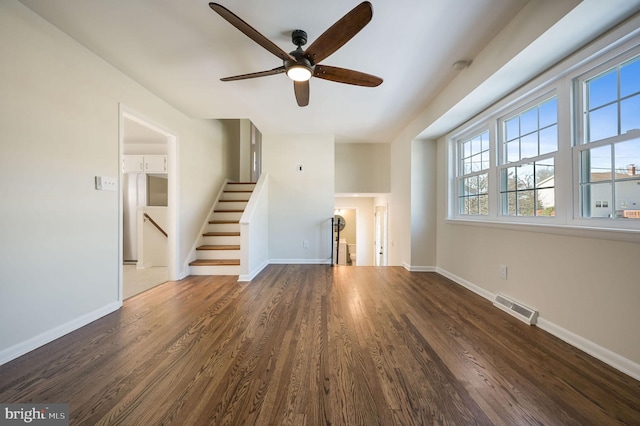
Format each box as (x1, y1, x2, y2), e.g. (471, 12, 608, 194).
(503, 97, 558, 163)
(500, 159, 555, 216)
(457, 131, 489, 216)
(585, 55, 640, 143)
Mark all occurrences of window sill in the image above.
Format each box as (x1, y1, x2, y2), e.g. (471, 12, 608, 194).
(445, 216, 640, 243)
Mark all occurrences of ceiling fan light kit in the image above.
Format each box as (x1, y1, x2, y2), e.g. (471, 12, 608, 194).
(209, 2, 383, 107)
(286, 66, 312, 82)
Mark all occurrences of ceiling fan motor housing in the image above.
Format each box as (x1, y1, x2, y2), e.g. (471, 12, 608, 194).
(286, 47, 314, 70)
(291, 29, 308, 47)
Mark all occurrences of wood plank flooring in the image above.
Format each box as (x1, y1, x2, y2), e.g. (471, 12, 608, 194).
(1, 265, 639, 425)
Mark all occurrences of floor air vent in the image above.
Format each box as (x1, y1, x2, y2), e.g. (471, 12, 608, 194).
(493, 293, 538, 325)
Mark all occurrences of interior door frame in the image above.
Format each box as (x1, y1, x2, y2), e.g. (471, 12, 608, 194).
(118, 105, 179, 302)
(374, 205, 388, 266)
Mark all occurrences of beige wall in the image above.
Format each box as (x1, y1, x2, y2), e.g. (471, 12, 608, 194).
(262, 133, 334, 262)
(436, 137, 640, 368)
(386, 0, 640, 377)
(335, 143, 390, 193)
(410, 139, 437, 269)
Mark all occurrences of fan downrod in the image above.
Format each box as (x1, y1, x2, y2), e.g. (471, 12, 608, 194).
(291, 30, 307, 47)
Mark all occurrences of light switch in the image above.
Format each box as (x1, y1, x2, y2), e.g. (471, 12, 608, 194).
(95, 176, 117, 191)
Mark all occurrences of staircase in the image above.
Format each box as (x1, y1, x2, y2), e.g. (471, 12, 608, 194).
(189, 182, 255, 275)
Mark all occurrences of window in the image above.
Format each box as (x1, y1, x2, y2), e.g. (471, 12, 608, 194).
(457, 131, 489, 215)
(448, 22, 640, 235)
(576, 54, 640, 220)
(499, 96, 558, 217)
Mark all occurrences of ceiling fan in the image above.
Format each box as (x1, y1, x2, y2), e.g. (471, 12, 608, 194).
(209, 1, 383, 107)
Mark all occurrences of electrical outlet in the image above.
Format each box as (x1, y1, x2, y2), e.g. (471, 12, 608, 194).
(500, 265, 508, 280)
(303, 240, 309, 249)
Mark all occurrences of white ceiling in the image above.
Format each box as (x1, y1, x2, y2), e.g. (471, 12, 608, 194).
(18, 0, 529, 143)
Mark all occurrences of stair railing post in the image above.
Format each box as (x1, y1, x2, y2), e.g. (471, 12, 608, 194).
(331, 217, 335, 266)
(335, 217, 341, 266)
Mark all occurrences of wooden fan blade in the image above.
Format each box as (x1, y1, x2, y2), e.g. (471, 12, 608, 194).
(294, 80, 309, 107)
(209, 3, 295, 62)
(314, 64, 382, 87)
(221, 66, 285, 81)
(304, 1, 373, 65)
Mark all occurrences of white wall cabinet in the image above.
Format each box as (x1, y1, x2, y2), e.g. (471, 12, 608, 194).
(122, 155, 144, 173)
(122, 155, 167, 173)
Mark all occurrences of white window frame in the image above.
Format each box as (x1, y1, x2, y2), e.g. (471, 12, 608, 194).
(447, 18, 640, 241)
(497, 91, 559, 218)
(454, 128, 492, 216)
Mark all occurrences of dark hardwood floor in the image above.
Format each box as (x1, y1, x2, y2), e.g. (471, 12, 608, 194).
(1, 265, 639, 425)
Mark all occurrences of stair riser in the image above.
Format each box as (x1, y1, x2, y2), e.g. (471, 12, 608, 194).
(196, 250, 240, 260)
(203, 235, 241, 245)
(216, 201, 248, 211)
(207, 223, 240, 233)
(190, 265, 241, 276)
(220, 192, 252, 201)
(225, 184, 255, 192)
(210, 212, 243, 221)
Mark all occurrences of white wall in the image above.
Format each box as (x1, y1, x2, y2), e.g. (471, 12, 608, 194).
(0, 1, 230, 364)
(262, 133, 334, 262)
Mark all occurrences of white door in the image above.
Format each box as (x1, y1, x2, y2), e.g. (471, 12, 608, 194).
(374, 206, 387, 266)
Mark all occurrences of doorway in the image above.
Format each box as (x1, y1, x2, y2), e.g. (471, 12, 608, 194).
(334, 208, 357, 265)
(119, 106, 178, 300)
(374, 205, 388, 266)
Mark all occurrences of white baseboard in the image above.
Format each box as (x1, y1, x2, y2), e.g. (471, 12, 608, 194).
(405, 265, 437, 272)
(269, 258, 332, 265)
(435, 267, 495, 301)
(434, 267, 640, 381)
(238, 260, 269, 282)
(0, 301, 122, 367)
(536, 318, 640, 381)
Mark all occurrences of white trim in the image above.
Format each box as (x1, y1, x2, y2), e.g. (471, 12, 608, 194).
(269, 259, 333, 265)
(435, 267, 640, 381)
(0, 301, 121, 367)
(405, 265, 437, 272)
(447, 17, 640, 236)
(119, 105, 180, 293)
(435, 267, 495, 301)
(238, 259, 269, 282)
(537, 318, 640, 381)
(444, 217, 640, 243)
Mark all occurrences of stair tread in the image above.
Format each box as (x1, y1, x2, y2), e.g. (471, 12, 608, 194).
(214, 209, 245, 213)
(209, 220, 239, 224)
(203, 231, 240, 236)
(189, 259, 240, 266)
(224, 190, 253, 193)
(197, 245, 240, 250)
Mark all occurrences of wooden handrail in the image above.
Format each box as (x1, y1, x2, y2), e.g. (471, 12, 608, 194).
(143, 213, 168, 238)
